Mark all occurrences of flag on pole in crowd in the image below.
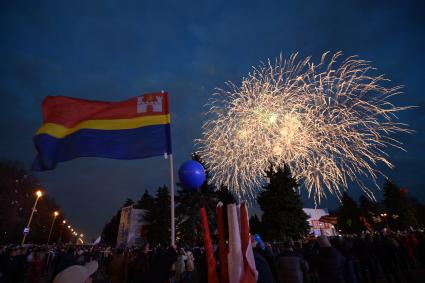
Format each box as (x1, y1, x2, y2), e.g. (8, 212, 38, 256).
(200, 207, 220, 283)
(239, 202, 258, 283)
(200, 203, 257, 283)
(227, 204, 244, 283)
(216, 202, 229, 283)
(32, 93, 171, 170)
(93, 236, 101, 245)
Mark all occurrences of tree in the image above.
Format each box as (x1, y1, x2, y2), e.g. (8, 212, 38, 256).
(338, 192, 362, 233)
(257, 165, 309, 241)
(101, 213, 120, 245)
(216, 185, 236, 205)
(383, 180, 416, 229)
(410, 197, 425, 228)
(249, 215, 262, 235)
(123, 198, 135, 207)
(135, 189, 155, 211)
(147, 186, 171, 245)
(358, 195, 379, 230)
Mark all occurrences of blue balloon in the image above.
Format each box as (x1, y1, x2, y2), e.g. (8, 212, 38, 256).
(178, 160, 206, 190)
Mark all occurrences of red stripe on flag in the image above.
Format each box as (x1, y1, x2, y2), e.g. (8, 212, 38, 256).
(240, 202, 257, 283)
(200, 207, 220, 283)
(41, 92, 169, 128)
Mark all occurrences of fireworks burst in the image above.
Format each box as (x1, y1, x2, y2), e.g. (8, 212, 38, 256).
(197, 52, 413, 202)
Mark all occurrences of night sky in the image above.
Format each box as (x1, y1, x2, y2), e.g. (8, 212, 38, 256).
(1, 0, 424, 239)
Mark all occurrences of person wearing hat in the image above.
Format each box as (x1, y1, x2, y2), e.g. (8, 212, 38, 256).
(53, 261, 98, 283)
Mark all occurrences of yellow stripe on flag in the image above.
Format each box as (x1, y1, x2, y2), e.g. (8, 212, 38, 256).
(36, 114, 170, 138)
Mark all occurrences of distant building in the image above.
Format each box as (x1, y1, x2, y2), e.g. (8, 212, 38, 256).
(117, 206, 149, 247)
(303, 208, 337, 236)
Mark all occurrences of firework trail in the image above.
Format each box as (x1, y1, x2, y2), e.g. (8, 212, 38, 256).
(197, 52, 413, 202)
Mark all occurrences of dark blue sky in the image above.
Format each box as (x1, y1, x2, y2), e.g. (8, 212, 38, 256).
(1, 0, 424, 239)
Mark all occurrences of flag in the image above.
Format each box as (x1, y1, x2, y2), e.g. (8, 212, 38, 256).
(239, 202, 257, 283)
(32, 93, 171, 170)
(216, 202, 229, 283)
(200, 207, 220, 283)
(227, 204, 243, 283)
(93, 236, 101, 245)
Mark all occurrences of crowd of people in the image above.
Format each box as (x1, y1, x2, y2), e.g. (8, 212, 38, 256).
(0, 229, 424, 283)
(258, 230, 425, 283)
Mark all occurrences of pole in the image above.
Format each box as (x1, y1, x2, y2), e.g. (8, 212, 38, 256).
(47, 215, 57, 245)
(163, 90, 175, 247)
(168, 153, 176, 247)
(21, 194, 41, 245)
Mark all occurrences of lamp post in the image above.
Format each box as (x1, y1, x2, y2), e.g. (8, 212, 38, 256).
(73, 231, 78, 244)
(67, 225, 72, 244)
(380, 213, 389, 229)
(21, 190, 43, 245)
(47, 211, 59, 244)
(58, 220, 66, 244)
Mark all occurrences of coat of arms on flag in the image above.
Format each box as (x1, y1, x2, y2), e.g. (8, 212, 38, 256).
(137, 94, 163, 113)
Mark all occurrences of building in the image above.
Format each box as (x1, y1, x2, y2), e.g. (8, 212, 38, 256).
(303, 208, 337, 236)
(116, 206, 149, 247)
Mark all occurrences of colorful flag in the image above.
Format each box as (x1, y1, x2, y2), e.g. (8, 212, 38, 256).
(216, 202, 229, 283)
(32, 93, 171, 170)
(200, 207, 220, 283)
(227, 204, 243, 283)
(239, 202, 257, 283)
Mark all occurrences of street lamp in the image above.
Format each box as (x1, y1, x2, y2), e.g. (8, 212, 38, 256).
(58, 220, 66, 244)
(380, 213, 389, 229)
(73, 232, 78, 244)
(47, 211, 59, 244)
(21, 190, 43, 244)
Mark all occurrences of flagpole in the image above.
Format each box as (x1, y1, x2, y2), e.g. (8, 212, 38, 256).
(162, 90, 175, 247)
(168, 153, 176, 247)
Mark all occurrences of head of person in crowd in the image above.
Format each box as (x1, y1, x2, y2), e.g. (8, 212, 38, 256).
(53, 260, 98, 283)
(142, 242, 150, 253)
(67, 247, 75, 255)
(10, 247, 18, 257)
(114, 248, 124, 255)
(283, 240, 294, 251)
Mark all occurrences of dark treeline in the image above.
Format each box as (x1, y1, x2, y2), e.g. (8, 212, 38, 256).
(335, 180, 425, 234)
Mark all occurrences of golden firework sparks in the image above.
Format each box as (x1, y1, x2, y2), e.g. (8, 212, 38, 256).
(197, 52, 413, 203)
